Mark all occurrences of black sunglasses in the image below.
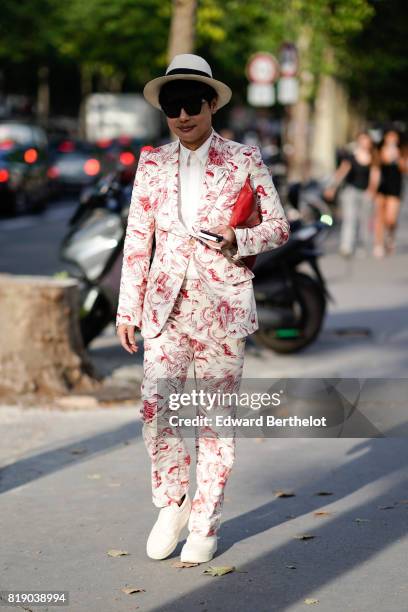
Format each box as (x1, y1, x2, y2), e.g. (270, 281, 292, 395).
(160, 96, 208, 118)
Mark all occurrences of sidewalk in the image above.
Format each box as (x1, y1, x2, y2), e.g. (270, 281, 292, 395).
(1, 199, 408, 612)
(1, 407, 407, 612)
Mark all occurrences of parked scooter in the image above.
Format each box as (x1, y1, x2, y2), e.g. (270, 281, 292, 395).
(60, 172, 333, 352)
(59, 170, 132, 345)
(287, 179, 334, 227)
(252, 218, 333, 353)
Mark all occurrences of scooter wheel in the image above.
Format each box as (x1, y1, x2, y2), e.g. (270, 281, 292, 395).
(254, 272, 326, 353)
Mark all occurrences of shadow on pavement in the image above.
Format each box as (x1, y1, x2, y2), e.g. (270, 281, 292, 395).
(0, 420, 143, 495)
(146, 430, 408, 611)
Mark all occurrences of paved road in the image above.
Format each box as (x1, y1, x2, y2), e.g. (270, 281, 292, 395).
(0, 199, 76, 276)
(1, 407, 407, 612)
(1, 191, 408, 611)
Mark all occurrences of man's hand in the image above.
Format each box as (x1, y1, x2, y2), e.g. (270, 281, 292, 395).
(117, 324, 139, 354)
(198, 225, 237, 251)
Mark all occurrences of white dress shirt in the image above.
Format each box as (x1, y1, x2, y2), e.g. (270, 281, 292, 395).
(178, 128, 214, 279)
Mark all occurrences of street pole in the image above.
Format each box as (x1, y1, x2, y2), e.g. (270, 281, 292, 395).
(167, 0, 197, 62)
(167, 0, 197, 140)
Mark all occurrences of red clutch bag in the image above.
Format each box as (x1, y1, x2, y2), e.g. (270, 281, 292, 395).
(229, 175, 262, 269)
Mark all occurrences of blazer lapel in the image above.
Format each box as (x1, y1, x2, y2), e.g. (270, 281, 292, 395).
(159, 131, 232, 235)
(191, 131, 231, 231)
(158, 139, 187, 235)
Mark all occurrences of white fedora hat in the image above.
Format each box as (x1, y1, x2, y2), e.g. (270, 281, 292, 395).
(143, 54, 232, 111)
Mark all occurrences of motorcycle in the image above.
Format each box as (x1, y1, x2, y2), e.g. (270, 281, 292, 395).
(252, 218, 333, 353)
(287, 179, 334, 227)
(60, 171, 333, 352)
(59, 170, 132, 345)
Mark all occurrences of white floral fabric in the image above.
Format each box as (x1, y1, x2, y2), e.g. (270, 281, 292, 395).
(116, 130, 290, 339)
(141, 278, 246, 536)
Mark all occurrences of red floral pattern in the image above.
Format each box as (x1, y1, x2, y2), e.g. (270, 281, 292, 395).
(141, 279, 246, 536)
(116, 130, 290, 338)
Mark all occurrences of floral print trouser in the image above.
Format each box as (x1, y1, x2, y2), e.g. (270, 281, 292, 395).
(141, 278, 247, 537)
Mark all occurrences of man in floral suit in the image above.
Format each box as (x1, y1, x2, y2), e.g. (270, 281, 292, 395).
(116, 54, 290, 564)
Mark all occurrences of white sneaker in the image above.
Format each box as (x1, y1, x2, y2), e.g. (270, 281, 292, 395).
(180, 532, 218, 563)
(146, 495, 191, 560)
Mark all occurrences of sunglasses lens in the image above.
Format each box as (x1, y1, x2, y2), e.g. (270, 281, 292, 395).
(183, 99, 204, 115)
(162, 103, 181, 118)
(162, 97, 204, 118)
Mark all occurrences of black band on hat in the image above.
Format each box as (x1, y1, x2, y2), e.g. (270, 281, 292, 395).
(166, 68, 212, 78)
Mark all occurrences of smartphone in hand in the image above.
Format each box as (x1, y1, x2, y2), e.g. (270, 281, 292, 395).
(197, 229, 224, 243)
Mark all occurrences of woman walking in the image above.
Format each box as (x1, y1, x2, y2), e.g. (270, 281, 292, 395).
(371, 129, 407, 258)
(324, 131, 376, 257)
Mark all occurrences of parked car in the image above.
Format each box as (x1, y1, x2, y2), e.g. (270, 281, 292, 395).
(47, 138, 116, 197)
(0, 120, 50, 215)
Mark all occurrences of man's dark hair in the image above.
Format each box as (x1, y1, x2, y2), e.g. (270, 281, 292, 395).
(159, 79, 217, 107)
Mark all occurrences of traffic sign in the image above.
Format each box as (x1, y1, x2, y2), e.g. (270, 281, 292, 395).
(246, 52, 279, 84)
(279, 42, 299, 78)
(277, 77, 299, 105)
(247, 83, 275, 107)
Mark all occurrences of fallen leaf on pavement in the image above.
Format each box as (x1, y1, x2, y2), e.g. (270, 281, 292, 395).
(203, 565, 235, 577)
(274, 490, 295, 498)
(295, 534, 316, 540)
(108, 549, 129, 557)
(171, 561, 199, 568)
(121, 587, 145, 595)
(314, 511, 331, 517)
(304, 597, 319, 605)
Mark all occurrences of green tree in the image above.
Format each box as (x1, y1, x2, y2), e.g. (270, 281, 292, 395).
(55, 0, 170, 92)
(339, 0, 408, 121)
(194, 0, 374, 100)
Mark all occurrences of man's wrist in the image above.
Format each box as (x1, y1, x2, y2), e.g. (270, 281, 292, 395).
(228, 226, 237, 246)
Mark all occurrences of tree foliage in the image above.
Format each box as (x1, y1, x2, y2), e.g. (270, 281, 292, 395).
(0, 0, 405, 121)
(337, 0, 408, 121)
(194, 0, 374, 101)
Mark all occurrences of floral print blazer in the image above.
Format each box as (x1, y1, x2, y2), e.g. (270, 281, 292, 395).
(116, 130, 290, 339)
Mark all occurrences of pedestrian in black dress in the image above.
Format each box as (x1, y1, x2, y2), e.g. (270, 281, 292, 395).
(371, 129, 407, 257)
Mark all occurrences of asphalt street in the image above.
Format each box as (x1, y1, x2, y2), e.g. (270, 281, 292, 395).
(0, 189, 408, 611)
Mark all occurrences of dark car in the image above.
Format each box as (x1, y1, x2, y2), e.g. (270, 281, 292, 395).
(47, 138, 116, 197)
(0, 121, 50, 216)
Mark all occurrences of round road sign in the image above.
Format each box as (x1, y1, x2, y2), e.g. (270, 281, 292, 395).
(246, 52, 279, 84)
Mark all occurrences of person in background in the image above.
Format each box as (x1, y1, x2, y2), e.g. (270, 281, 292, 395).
(370, 129, 407, 258)
(324, 131, 377, 258)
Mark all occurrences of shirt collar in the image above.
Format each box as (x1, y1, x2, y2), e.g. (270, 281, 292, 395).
(179, 128, 214, 165)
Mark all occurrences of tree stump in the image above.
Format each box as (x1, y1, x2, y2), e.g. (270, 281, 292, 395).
(0, 274, 102, 397)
